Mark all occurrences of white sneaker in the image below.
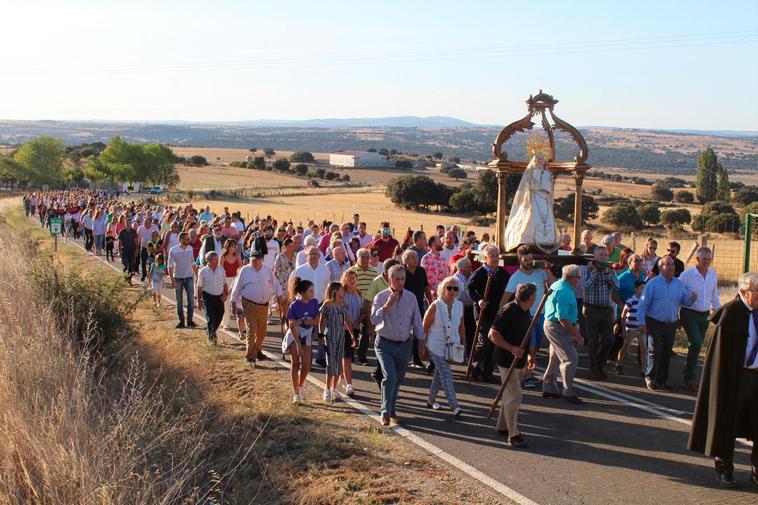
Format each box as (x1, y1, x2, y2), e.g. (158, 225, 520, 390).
(345, 384, 355, 397)
(331, 389, 341, 401)
(298, 387, 307, 400)
(292, 394, 301, 403)
(429, 402, 441, 410)
(339, 377, 347, 390)
(323, 389, 332, 402)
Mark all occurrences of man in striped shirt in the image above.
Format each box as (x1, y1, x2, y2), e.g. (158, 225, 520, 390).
(349, 248, 380, 365)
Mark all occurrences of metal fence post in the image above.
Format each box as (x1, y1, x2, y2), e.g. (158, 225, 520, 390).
(744, 213, 754, 274)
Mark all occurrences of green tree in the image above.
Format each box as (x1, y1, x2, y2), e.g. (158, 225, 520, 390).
(602, 202, 642, 229)
(716, 163, 730, 201)
(341, 174, 350, 182)
(252, 156, 266, 170)
(325, 171, 339, 180)
(553, 192, 599, 223)
(100, 136, 140, 183)
(695, 147, 719, 203)
(448, 156, 461, 163)
(273, 159, 291, 172)
(651, 182, 674, 202)
(674, 190, 694, 203)
(660, 208, 692, 228)
(692, 201, 741, 233)
(290, 151, 314, 163)
(734, 185, 758, 207)
(395, 160, 413, 169)
(449, 187, 479, 213)
(432, 152, 443, 160)
(447, 168, 467, 181)
(13, 136, 66, 187)
(144, 144, 179, 186)
(263, 148, 276, 156)
(638, 204, 661, 226)
(294, 163, 309, 176)
(315, 167, 326, 178)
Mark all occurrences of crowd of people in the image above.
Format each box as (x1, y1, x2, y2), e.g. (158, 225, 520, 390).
(21, 190, 757, 485)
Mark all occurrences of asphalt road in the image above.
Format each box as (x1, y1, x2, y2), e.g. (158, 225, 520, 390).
(255, 321, 756, 505)
(58, 231, 756, 504)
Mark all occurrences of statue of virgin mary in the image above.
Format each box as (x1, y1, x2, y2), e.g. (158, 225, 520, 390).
(502, 134, 559, 253)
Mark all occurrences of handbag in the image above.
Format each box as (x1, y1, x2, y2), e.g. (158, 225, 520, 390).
(441, 301, 465, 364)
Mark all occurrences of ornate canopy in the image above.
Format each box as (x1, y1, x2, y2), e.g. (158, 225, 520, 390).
(489, 90, 591, 176)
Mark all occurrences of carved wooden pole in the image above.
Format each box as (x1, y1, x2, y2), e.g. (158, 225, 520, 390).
(573, 172, 584, 249)
(495, 170, 507, 253)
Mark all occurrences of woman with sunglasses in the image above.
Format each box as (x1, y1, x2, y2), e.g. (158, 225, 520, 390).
(369, 247, 384, 274)
(422, 275, 464, 416)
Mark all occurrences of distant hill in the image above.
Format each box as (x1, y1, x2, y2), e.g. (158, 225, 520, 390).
(226, 116, 488, 128)
(0, 120, 756, 175)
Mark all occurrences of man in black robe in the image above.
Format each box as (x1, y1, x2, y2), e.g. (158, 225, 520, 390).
(688, 272, 758, 487)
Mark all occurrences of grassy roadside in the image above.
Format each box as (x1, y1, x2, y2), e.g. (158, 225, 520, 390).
(2, 203, 503, 505)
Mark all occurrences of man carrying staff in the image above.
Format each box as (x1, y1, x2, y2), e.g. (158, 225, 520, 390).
(468, 244, 510, 383)
(688, 272, 758, 488)
(489, 283, 536, 448)
(371, 264, 426, 426)
(542, 264, 584, 404)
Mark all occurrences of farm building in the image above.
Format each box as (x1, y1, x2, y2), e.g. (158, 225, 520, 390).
(329, 150, 389, 168)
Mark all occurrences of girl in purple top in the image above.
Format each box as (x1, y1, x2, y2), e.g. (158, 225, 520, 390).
(286, 278, 320, 403)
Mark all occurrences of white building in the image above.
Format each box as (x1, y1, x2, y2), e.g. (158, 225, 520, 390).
(329, 150, 389, 168)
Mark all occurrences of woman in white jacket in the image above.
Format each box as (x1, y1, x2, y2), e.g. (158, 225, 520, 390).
(423, 275, 464, 416)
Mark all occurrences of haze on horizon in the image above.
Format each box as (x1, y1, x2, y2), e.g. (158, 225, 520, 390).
(1, 0, 757, 131)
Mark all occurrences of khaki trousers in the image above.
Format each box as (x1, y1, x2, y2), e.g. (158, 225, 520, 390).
(497, 366, 524, 436)
(242, 300, 268, 360)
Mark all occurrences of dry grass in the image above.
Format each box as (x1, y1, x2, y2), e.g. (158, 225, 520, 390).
(171, 147, 332, 165)
(0, 219, 214, 504)
(1, 203, 501, 504)
(177, 164, 311, 191)
(189, 191, 495, 237)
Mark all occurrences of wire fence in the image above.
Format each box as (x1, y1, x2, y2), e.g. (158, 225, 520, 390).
(628, 231, 757, 284)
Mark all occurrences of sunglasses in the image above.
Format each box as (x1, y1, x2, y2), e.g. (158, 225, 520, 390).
(446, 286, 460, 292)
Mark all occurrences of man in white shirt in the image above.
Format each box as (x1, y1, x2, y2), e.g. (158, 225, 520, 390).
(440, 230, 460, 265)
(198, 225, 225, 266)
(168, 232, 199, 329)
(679, 247, 721, 391)
(196, 251, 228, 345)
(356, 221, 373, 248)
(137, 218, 160, 282)
(231, 248, 285, 367)
(296, 236, 325, 267)
(260, 225, 280, 271)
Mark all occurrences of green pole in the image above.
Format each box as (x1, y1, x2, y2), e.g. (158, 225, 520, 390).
(744, 213, 754, 274)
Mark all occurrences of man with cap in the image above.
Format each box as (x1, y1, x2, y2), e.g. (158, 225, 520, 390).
(230, 239, 286, 367)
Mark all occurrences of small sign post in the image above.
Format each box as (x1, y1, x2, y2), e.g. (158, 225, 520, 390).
(49, 216, 62, 252)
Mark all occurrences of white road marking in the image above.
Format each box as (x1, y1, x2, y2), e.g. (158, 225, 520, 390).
(62, 236, 539, 505)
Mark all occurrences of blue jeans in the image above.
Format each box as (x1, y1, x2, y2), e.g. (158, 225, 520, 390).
(174, 277, 194, 324)
(95, 234, 105, 251)
(375, 337, 412, 418)
(529, 312, 546, 350)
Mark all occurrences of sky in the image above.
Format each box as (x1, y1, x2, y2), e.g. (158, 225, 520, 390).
(0, 0, 757, 130)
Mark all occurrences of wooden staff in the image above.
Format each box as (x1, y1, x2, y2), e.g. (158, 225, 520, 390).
(487, 289, 551, 419)
(465, 272, 495, 379)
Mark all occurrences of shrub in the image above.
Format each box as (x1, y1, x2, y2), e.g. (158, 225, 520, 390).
(294, 163, 308, 176)
(341, 174, 350, 182)
(263, 148, 276, 156)
(692, 201, 741, 233)
(315, 168, 326, 178)
(395, 160, 413, 169)
(325, 171, 339, 181)
(638, 204, 661, 226)
(675, 190, 694, 203)
(602, 202, 642, 229)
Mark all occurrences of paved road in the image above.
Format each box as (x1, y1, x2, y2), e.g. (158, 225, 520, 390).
(59, 231, 755, 504)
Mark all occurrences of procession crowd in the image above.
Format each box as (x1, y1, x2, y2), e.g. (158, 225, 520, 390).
(22, 189, 758, 486)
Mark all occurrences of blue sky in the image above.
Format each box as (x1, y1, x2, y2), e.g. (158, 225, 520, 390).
(1, 0, 756, 130)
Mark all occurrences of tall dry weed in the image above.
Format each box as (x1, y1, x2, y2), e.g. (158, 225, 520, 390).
(0, 227, 217, 504)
